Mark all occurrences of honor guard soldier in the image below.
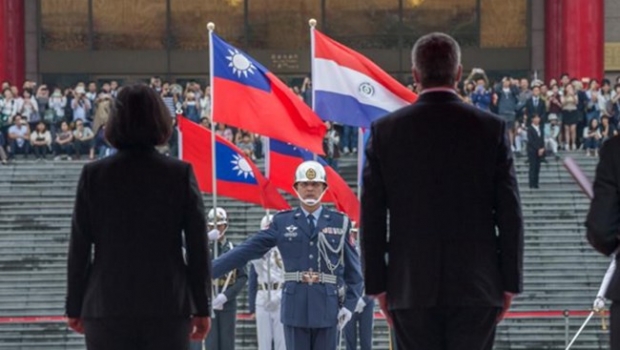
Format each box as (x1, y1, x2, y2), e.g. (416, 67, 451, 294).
(212, 160, 363, 350)
(248, 214, 286, 350)
(343, 222, 374, 350)
(190, 207, 248, 350)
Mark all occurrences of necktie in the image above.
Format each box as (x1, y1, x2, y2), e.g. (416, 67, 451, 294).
(307, 214, 315, 233)
(534, 98, 538, 107)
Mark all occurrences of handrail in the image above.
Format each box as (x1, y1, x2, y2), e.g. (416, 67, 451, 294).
(0, 310, 608, 324)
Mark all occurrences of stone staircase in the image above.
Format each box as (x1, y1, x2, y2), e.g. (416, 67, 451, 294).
(0, 152, 613, 349)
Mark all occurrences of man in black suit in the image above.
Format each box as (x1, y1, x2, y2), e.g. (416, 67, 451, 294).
(361, 32, 523, 350)
(66, 84, 211, 350)
(527, 114, 545, 189)
(586, 136, 620, 348)
(524, 85, 547, 125)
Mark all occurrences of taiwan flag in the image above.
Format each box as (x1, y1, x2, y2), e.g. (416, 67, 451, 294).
(211, 32, 326, 155)
(268, 139, 359, 223)
(178, 117, 290, 210)
(312, 29, 417, 128)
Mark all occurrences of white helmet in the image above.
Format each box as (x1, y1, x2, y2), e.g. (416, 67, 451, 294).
(294, 160, 327, 185)
(293, 161, 328, 206)
(207, 207, 228, 226)
(260, 214, 274, 230)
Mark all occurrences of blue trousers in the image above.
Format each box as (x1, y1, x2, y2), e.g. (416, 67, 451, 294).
(341, 126, 358, 151)
(584, 137, 600, 150)
(344, 299, 375, 350)
(283, 325, 337, 350)
(9, 139, 30, 158)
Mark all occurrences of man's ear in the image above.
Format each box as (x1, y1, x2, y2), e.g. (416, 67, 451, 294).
(455, 64, 463, 84)
(412, 67, 421, 87)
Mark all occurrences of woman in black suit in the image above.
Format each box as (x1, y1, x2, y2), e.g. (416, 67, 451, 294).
(65, 83, 211, 350)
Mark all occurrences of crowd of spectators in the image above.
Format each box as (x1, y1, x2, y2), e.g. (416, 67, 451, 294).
(448, 68, 620, 158)
(2, 69, 616, 168)
(0, 76, 352, 171)
(0, 80, 116, 164)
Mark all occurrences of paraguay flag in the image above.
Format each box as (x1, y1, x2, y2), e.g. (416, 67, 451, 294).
(269, 139, 359, 223)
(312, 29, 417, 128)
(178, 116, 290, 210)
(211, 32, 326, 155)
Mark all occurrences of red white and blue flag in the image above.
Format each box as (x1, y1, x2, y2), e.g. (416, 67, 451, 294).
(211, 32, 326, 155)
(312, 29, 417, 128)
(178, 116, 290, 210)
(269, 139, 359, 223)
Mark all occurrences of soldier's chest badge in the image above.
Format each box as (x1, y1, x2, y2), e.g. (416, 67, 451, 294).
(284, 225, 299, 239)
(322, 227, 344, 235)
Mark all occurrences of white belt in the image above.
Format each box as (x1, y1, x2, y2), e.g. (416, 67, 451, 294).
(283, 271, 337, 285)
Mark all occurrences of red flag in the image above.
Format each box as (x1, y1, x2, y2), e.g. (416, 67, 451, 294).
(178, 117, 290, 210)
(268, 139, 359, 223)
(211, 33, 326, 155)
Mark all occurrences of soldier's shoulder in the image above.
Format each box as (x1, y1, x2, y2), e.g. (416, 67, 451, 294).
(324, 208, 352, 225)
(272, 208, 297, 220)
(325, 207, 348, 219)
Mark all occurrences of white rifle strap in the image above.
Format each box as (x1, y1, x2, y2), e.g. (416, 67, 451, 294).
(267, 249, 272, 301)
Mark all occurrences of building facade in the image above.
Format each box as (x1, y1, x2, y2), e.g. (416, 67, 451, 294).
(0, 0, 613, 87)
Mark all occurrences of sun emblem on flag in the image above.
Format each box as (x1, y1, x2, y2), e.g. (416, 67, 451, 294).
(231, 154, 255, 179)
(358, 82, 375, 97)
(226, 49, 257, 78)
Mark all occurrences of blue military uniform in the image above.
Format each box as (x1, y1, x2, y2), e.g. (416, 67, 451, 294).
(344, 235, 374, 350)
(344, 296, 374, 350)
(213, 206, 363, 350)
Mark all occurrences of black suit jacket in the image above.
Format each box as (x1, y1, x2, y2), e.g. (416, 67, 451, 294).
(361, 91, 523, 310)
(586, 136, 620, 300)
(527, 125, 545, 155)
(525, 97, 547, 122)
(66, 148, 211, 318)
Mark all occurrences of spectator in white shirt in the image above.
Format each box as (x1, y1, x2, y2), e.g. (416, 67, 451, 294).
(7, 115, 31, 159)
(30, 121, 52, 160)
(48, 88, 67, 124)
(73, 119, 95, 160)
(71, 86, 92, 124)
(200, 86, 211, 123)
(544, 114, 561, 158)
(0, 88, 18, 132)
(17, 89, 39, 128)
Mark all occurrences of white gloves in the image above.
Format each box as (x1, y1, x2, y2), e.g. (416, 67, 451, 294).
(354, 297, 367, 314)
(212, 293, 228, 310)
(337, 308, 352, 330)
(207, 229, 220, 241)
(593, 296, 606, 312)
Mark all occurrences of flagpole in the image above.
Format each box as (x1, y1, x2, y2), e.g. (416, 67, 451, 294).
(208, 22, 218, 213)
(207, 22, 220, 300)
(176, 113, 183, 160)
(309, 18, 317, 112)
(357, 127, 363, 202)
(309, 18, 319, 162)
(264, 137, 271, 217)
